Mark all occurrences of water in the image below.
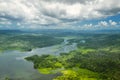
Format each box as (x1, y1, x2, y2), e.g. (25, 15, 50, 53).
(0, 40, 77, 80)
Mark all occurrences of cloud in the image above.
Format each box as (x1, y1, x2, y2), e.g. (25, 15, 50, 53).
(0, 17, 12, 25)
(82, 20, 119, 30)
(97, 20, 118, 27)
(0, 21, 11, 25)
(17, 22, 21, 26)
(38, 0, 120, 20)
(0, 0, 120, 29)
(109, 20, 117, 26)
(98, 21, 108, 27)
(84, 24, 93, 28)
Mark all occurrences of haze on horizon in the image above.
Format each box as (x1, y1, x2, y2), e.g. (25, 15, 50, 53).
(0, 0, 120, 30)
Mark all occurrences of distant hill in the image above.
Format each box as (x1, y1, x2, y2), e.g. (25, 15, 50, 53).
(0, 29, 120, 35)
(0, 30, 23, 34)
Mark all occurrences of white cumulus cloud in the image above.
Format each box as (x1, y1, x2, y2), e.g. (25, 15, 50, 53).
(109, 20, 117, 26)
(0, 0, 120, 29)
(98, 21, 108, 27)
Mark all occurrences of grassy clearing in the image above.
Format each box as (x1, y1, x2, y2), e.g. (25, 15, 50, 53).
(38, 68, 52, 74)
(54, 68, 101, 80)
(76, 47, 96, 54)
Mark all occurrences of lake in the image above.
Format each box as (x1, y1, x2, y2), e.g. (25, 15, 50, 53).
(0, 40, 77, 80)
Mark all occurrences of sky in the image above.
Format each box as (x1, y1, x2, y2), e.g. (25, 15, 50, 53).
(0, 0, 120, 30)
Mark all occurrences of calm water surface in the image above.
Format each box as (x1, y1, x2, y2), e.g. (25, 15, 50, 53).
(0, 40, 77, 80)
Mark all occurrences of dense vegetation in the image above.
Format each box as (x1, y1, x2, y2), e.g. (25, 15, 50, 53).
(26, 34, 120, 80)
(0, 32, 63, 52)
